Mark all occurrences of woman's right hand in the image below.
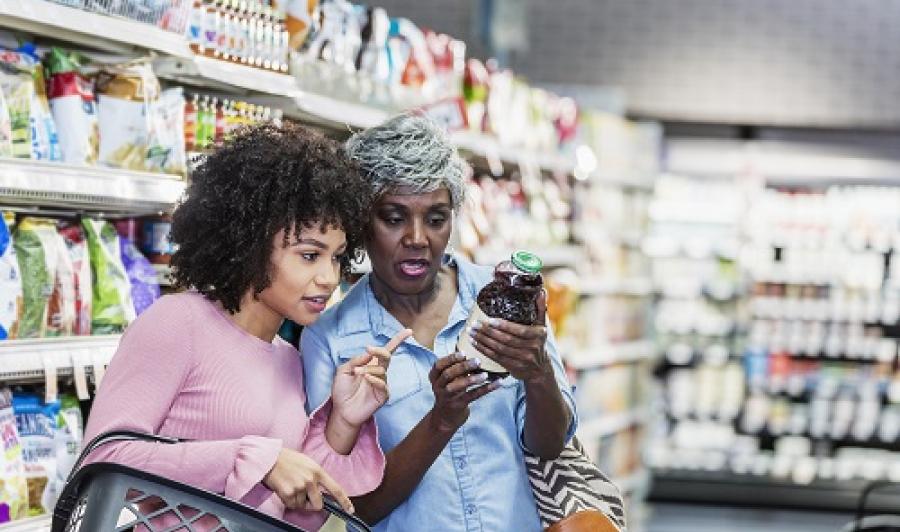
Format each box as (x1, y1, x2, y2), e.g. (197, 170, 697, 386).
(428, 353, 501, 433)
(263, 448, 354, 514)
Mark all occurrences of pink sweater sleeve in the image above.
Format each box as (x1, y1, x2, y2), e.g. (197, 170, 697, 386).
(82, 296, 282, 505)
(280, 399, 385, 529)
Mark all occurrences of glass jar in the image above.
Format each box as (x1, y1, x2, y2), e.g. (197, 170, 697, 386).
(457, 250, 543, 379)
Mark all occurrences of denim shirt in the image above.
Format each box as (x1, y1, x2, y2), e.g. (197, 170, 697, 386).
(301, 255, 577, 532)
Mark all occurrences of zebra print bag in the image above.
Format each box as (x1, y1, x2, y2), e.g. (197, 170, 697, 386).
(524, 436, 627, 531)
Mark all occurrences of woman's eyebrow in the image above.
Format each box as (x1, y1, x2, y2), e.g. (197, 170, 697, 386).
(292, 238, 328, 249)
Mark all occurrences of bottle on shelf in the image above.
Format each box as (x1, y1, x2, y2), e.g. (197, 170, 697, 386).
(203, 0, 220, 58)
(184, 93, 198, 152)
(186, 0, 205, 54)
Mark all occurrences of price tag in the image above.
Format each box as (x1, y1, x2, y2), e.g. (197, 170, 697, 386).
(417, 97, 468, 132)
(71, 349, 91, 400)
(92, 351, 108, 391)
(43, 352, 58, 404)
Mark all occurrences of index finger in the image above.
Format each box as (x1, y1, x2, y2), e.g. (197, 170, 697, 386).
(316, 469, 353, 514)
(384, 328, 413, 353)
(486, 318, 545, 340)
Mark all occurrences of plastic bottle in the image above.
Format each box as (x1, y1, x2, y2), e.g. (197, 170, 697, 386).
(186, 0, 205, 54)
(203, 1, 219, 58)
(214, 99, 226, 147)
(184, 93, 198, 152)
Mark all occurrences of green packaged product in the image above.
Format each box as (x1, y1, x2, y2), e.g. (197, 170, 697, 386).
(82, 219, 135, 334)
(13, 218, 59, 338)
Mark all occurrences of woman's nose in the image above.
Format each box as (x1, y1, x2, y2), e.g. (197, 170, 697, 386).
(402, 219, 428, 248)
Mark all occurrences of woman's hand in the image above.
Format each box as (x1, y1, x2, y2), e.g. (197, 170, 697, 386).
(428, 353, 501, 433)
(263, 448, 354, 513)
(331, 329, 413, 427)
(468, 291, 554, 384)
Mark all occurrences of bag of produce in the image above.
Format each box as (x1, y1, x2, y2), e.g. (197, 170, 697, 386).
(0, 213, 22, 339)
(45, 47, 99, 165)
(14, 218, 59, 338)
(58, 223, 92, 336)
(146, 87, 186, 175)
(82, 218, 135, 334)
(95, 61, 160, 171)
(0, 387, 28, 524)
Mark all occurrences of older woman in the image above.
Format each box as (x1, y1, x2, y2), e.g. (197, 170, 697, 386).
(301, 115, 577, 531)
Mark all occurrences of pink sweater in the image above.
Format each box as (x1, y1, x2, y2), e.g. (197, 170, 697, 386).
(83, 292, 385, 531)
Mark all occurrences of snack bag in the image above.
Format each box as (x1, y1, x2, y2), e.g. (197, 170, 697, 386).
(120, 236, 160, 316)
(82, 218, 136, 334)
(0, 86, 13, 158)
(14, 218, 59, 338)
(0, 388, 28, 524)
(45, 47, 99, 165)
(45, 231, 75, 337)
(21, 45, 61, 162)
(96, 62, 160, 171)
(0, 48, 37, 159)
(11, 393, 58, 516)
(58, 223, 92, 336)
(146, 87, 186, 176)
(40, 394, 81, 513)
(0, 213, 22, 340)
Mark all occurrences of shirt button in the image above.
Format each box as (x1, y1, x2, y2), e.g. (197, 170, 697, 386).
(457, 457, 467, 469)
(465, 504, 477, 516)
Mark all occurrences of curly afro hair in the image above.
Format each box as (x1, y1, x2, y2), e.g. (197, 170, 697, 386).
(170, 122, 372, 313)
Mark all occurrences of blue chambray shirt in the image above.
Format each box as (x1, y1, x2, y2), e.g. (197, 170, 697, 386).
(301, 254, 577, 532)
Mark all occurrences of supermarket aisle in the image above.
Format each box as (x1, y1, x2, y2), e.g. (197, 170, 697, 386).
(644, 503, 854, 532)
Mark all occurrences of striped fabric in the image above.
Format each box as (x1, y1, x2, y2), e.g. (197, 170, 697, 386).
(525, 437, 627, 531)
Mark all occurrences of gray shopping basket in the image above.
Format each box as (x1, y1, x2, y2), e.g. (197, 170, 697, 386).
(51, 430, 373, 532)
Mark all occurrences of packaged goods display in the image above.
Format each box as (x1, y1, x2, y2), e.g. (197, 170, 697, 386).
(0, 387, 27, 524)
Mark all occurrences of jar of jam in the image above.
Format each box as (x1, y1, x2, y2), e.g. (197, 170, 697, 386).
(457, 250, 544, 379)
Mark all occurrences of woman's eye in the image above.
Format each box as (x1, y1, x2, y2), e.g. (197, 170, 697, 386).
(384, 217, 403, 226)
(428, 216, 447, 226)
(301, 252, 319, 262)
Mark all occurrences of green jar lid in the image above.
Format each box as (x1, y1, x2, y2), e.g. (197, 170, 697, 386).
(511, 250, 543, 273)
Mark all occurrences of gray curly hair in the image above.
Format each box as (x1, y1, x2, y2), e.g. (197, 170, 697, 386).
(345, 114, 466, 210)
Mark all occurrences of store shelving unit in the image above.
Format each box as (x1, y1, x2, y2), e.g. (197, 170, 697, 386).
(647, 156, 900, 512)
(0, 159, 185, 213)
(0, 515, 51, 532)
(0, 3, 664, 530)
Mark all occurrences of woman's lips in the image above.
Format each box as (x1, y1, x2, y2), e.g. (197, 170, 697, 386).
(397, 259, 430, 278)
(302, 296, 328, 313)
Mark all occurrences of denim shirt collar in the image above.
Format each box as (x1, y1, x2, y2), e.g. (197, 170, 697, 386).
(338, 254, 481, 345)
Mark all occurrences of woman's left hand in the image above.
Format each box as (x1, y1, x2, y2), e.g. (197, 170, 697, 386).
(469, 291, 554, 384)
(331, 329, 413, 427)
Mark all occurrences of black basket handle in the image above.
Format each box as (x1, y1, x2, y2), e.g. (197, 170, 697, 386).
(68, 430, 373, 532)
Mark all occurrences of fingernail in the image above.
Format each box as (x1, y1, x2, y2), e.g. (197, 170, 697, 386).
(468, 327, 478, 338)
(474, 372, 488, 383)
(471, 322, 482, 331)
(469, 358, 481, 368)
(488, 318, 500, 327)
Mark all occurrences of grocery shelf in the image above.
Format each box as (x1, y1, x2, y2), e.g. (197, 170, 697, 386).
(153, 56, 299, 99)
(579, 408, 650, 440)
(0, 515, 51, 532)
(649, 468, 900, 513)
(473, 245, 585, 269)
(0, 335, 120, 381)
(566, 340, 656, 370)
(451, 131, 576, 176)
(0, 159, 185, 213)
(0, 0, 191, 57)
(579, 277, 654, 297)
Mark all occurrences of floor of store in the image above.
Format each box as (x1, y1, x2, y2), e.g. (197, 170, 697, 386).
(644, 503, 855, 532)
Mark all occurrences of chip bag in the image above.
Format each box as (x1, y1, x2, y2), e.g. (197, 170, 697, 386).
(14, 218, 59, 338)
(0, 387, 28, 524)
(45, 47, 99, 165)
(146, 87, 186, 176)
(0, 213, 22, 340)
(82, 218, 136, 334)
(96, 61, 160, 171)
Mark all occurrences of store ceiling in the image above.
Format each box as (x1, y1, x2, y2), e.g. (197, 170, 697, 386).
(376, 0, 900, 130)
